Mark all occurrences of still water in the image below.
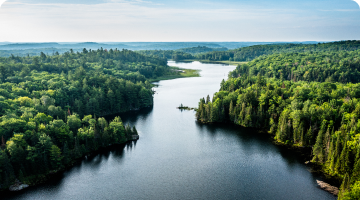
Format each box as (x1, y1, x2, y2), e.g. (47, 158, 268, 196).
(4, 61, 336, 200)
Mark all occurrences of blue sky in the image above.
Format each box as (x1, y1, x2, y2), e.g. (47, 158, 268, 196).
(0, 0, 359, 42)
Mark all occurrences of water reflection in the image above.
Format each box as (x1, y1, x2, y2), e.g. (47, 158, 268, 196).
(194, 117, 331, 189)
(104, 106, 154, 123)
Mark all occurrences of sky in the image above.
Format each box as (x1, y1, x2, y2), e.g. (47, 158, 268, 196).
(0, 0, 359, 42)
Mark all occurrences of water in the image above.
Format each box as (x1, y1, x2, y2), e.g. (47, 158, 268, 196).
(3, 61, 336, 200)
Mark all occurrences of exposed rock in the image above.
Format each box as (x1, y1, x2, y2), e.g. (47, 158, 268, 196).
(316, 180, 339, 196)
(9, 179, 29, 192)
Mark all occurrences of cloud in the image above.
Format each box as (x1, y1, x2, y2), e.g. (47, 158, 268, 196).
(353, 0, 360, 8)
(0, 0, 359, 42)
(0, 0, 6, 7)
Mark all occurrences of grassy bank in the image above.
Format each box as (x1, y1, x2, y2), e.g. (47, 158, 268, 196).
(149, 66, 200, 82)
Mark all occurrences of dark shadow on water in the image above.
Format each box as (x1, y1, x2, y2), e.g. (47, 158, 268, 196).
(195, 122, 310, 171)
(104, 106, 154, 124)
(195, 121, 270, 143)
(195, 121, 340, 191)
(4, 107, 147, 199)
(2, 143, 127, 200)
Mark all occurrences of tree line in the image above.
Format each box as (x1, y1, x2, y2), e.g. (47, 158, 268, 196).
(137, 50, 194, 61)
(196, 40, 360, 62)
(137, 46, 228, 61)
(196, 49, 360, 199)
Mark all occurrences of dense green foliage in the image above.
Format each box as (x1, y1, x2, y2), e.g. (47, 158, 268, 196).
(231, 51, 360, 83)
(137, 46, 228, 61)
(0, 48, 171, 190)
(196, 40, 360, 62)
(196, 49, 360, 199)
(0, 49, 162, 118)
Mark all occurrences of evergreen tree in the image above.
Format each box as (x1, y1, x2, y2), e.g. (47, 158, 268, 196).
(312, 120, 327, 163)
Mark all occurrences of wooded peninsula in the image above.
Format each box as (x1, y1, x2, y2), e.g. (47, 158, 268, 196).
(0, 48, 189, 190)
(195, 40, 360, 199)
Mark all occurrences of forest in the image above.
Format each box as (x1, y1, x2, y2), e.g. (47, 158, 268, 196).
(137, 49, 194, 61)
(196, 40, 360, 62)
(137, 46, 228, 61)
(0, 48, 173, 190)
(196, 47, 360, 199)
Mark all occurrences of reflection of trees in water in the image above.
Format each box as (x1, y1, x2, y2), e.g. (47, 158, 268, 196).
(195, 121, 308, 171)
(3, 141, 134, 199)
(126, 140, 137, 151)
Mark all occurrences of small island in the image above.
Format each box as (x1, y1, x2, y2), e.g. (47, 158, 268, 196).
(177, 103, 196, 111)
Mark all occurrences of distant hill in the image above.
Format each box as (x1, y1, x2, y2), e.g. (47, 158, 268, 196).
(0, 41, 322, 57)
(196, 40, 360, 61)
(177, 46, 228, 54)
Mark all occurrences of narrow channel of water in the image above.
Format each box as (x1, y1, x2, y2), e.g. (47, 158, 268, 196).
(4, 61, 336, 200)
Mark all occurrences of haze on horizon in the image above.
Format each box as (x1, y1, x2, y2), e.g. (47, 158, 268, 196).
(0, 0, 359, 43)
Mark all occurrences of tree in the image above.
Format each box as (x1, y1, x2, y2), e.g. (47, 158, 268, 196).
(40, 95, 55, 108)
(67, 115, 82, 133)
(50, 145, 63, 170)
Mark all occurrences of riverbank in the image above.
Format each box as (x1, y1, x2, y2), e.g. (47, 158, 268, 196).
(1, 139, 137, 193)
(249, 126, 341, 195)
(259, 128, 341, 195)
(198, 121, 341, 196)
(148, 66, 200, 82)
(272, 138, 342, 188)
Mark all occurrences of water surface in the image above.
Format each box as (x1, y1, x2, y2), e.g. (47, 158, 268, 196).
(4, 61, 336, 200)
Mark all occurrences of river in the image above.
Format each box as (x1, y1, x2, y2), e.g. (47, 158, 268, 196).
(3, 61, 336, 200)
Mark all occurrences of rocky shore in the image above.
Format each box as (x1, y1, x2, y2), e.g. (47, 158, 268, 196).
(9, 180, 29, 192)
(316, 180, 339, 196)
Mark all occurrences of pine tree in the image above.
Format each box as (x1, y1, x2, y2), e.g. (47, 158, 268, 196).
(206, 95, 210, 104)
(312, 121, 327, 163)
(351, 145, 360, 182)
(205, 104, 210, 122)
(324, 127, 331, 159)
(326, 136, 335, 170)
(339, 141, 351, 174)
(196, 101, 203, 121)
(201, 107, 205, 122)
(333, 132, 343, 172)
(239, 103, 246, 126)
(132, 126, 138, 135)
(339, 173, 351, 199)
(229, 101, 234, 122)
(299, 122, 305, 146)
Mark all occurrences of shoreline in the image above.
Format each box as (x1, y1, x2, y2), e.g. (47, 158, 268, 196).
(254, 126, 341, 192)
(1, 65, 198, 195)
(148, 67, 200, 82)
(0, 141, 135, 194)
(198, 121, 341, 196)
